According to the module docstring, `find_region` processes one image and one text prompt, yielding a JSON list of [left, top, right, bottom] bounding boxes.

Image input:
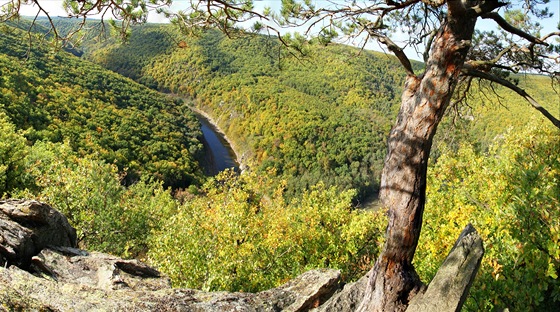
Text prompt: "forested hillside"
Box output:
[[0, 21, 385, 293], [84, 25, 416, 201], [82, 24, 559, 204], [0, 24, 205, 189]]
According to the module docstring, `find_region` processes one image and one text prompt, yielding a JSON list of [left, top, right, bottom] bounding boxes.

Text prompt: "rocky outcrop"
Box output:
[[314, 276, 368, 312], [0, 200, 484, 311], [0, 246, 341, 311], [0, 199, 342, 310], [0, 199, 76, 268]]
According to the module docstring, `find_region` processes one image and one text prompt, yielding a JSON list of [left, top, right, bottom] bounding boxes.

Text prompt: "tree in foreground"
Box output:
[[2, 0, 559, 310]]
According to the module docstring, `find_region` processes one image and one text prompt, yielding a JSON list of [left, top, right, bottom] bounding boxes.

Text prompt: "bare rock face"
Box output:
[[0, 199, 77, 268], [258, 268, 341, 311], [30, 246, 171, 291], [314, 275, 368, 312]]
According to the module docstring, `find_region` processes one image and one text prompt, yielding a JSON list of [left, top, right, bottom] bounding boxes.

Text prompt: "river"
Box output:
[[195, 113, 239, 176]]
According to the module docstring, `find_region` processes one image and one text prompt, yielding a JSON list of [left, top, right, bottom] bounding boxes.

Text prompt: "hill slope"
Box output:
[[0, 24, 205, 188], [83, 26, 418, 201]]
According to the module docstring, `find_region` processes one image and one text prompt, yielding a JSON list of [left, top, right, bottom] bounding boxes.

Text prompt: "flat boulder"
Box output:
[[314, 275, 368, 312]]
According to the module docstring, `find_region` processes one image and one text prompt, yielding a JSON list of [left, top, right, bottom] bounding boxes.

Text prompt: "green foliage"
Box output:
[[5, 134, 385, 292], [417, 119, 560, 311], [148, 170, 386, 291], [0, 112, 28, 197], [84, 26, 414, 201], [1, 0, 167, 42], [1, 22, 387, 292], [433, 74, 559, 158], [84, 24, 177, 83], [4, 17, 558, 307], [0, 22, 205, 259], [0, 25, 205, 188], [13, 140, 178, 258]]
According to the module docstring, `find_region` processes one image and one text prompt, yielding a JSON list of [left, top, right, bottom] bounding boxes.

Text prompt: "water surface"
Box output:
[[197, 114, 238, 175]]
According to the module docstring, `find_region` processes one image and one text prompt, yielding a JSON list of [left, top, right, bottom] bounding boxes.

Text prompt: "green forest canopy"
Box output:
[[83, 24, 418, 201], [0, 23, 205, 190], [74, 22, 560, 310]]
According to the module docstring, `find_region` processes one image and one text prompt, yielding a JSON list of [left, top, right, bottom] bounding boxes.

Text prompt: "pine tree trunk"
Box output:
[[357, 5, 478, 311]]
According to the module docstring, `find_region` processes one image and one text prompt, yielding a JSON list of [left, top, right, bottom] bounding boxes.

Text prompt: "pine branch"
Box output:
[[463, 67, 560, 129]]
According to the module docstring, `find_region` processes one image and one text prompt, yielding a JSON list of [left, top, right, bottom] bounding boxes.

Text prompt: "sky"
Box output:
[[2, 0, 559, 60]]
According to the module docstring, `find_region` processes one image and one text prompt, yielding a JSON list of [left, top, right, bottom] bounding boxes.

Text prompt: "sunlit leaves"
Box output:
[[13, 140, 178, 258], [0, 25, 205, 189], [281, 32, 311, 54], [315, 27, 338, 45], [281, 0, 304, 21], [87, 26, 405, 201], [148, 170, 386, 291], [0, 112, 28, 197], [161, 0, 259, 37], [504, 9, 542, 36], [62, 0, 81, 16], [418, 119, 560, 310]]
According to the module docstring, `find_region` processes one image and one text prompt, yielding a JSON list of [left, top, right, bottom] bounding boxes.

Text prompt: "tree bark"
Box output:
[[357, 3, 478, 311]]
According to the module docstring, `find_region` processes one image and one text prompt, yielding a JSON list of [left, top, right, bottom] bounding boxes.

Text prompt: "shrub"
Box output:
[[417, 119, 560, 311], [148, 169, 386, 291]]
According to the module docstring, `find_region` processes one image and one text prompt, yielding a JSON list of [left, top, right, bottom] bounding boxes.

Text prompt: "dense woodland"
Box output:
[[83, 25, 417, 201], [0, 19, 559, 310], [0, 23, 205, 189]]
